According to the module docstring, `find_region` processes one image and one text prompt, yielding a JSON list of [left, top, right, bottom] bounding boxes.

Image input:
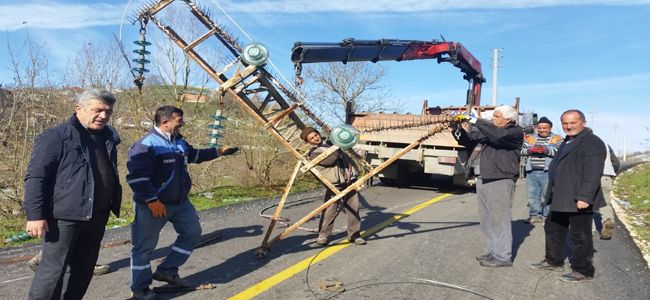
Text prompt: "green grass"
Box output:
[[614, 162, 650, 243], [2, 178, 320, 247]]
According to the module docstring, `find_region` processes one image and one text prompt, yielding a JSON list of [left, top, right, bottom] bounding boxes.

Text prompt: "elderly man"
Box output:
[[127, 106, 238, 299], [300, 126, 366, 246], [521, 117, 563, 223], [454, 105, 523, 267], [529, 109, 606, 283], [23, 89, 122, 299]]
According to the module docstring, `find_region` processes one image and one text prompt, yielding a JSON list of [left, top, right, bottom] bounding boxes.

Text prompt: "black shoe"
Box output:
[[528, 260, 564, 271], [479, 257, 512, 267], [152, 271, 192, 288], [475, 253, 492, 261], [559, 271, 593, 283], [131, 288, 157, 300]]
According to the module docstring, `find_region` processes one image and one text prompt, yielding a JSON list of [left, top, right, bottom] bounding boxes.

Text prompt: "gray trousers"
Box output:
[[319, 187, 361, 241], [594, 176, 616, 231], [476, 178, 515, 261]]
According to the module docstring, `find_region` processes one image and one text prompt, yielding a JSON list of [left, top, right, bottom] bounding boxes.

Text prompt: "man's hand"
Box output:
[[530, 145, 546, 154], [26, 220, 48, 238], [219, 145, 239, 156], [147, 200, 167, 218], [453, 114, 469, 122], [576, 200, 590, 210]]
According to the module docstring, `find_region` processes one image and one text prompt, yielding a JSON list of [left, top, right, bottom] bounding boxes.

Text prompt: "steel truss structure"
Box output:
[[133, 0, 454, 257]]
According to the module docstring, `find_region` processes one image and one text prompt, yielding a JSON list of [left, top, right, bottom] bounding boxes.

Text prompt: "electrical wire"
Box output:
[[302, 193, 494, 300], [208, 0, 319, 108]]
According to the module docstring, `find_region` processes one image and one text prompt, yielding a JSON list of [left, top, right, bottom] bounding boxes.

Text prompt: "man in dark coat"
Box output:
[[529, 109, 606, 283], [23, 89, 122, 299], [454, 105, 523, 268]]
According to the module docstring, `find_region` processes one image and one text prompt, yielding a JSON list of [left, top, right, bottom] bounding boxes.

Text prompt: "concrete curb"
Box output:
[[611, 167, 650, 269]]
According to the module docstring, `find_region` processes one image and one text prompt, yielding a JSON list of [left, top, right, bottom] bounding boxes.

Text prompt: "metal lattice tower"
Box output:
[[133, 0, 453, 256]]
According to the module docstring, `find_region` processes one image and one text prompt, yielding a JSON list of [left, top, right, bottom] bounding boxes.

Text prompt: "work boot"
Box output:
[[529, 260, 564, 271], [93, 264, 110, 276], [153, 271, 192, 288], [600, 218, 614, 240]]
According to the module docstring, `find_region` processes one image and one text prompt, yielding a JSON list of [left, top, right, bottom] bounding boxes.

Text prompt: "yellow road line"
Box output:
[[229, 192, 455, 300]]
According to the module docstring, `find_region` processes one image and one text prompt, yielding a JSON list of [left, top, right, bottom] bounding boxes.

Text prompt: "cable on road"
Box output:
[[300, 194, 494, 300]]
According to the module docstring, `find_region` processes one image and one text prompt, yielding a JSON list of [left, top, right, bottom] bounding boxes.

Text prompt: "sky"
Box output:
[[1, 0, 649, 153]]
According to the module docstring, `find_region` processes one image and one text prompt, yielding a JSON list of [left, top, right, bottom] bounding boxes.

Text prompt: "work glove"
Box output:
[[449, 111, 476, 123], [147, 200, 167, 218], [219, 145, 239, 156]]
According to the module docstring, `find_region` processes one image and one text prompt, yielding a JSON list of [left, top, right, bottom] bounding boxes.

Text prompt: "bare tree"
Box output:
[[147, 4, 216, 108], [63, 39, 129, 90], [304, 62, 396, 124], [0, 31, 62, 216]]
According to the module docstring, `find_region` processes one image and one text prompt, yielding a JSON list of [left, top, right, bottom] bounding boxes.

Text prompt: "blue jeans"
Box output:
[[130, 200, 201, 292], [526, 170, 549, 217]]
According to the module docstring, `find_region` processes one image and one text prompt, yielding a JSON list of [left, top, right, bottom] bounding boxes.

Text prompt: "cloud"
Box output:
[[216, 0, 650, 14], [0, 2, 125, 31]]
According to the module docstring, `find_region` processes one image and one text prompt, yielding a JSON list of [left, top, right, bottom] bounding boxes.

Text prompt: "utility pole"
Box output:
[[623, 138, 627, 161], [491, 48, 502, 106], [613, 123, 618, 154], [589, 111, 596, 127]]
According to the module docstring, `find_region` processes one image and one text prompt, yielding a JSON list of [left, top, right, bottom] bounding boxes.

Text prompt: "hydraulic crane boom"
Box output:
[[291, 38, 485, 106]]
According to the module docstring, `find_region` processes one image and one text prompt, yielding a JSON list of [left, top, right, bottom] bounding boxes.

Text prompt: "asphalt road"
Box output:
[[1, 178, 649, 299]]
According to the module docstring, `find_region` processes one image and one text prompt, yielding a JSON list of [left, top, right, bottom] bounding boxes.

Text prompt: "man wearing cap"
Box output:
[[300, 127, 366, 246], [521, 117, 563, 224]]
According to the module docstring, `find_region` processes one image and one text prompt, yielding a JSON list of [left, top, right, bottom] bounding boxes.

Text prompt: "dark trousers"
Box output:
[[544, 210, 595, 277], [28, 211, 109, 300]]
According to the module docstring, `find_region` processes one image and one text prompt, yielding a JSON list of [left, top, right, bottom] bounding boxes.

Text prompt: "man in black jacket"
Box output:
[[23, 89, 122, 299], [529, 109, 606, 283], [454, 105, 523, 268]]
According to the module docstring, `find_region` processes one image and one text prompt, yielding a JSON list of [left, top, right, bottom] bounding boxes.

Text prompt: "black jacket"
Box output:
[[457, 120, 523, 180], [23, 114, 122, 221], [545, 128, 606, 212]]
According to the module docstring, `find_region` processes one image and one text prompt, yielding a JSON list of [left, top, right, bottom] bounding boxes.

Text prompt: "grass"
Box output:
[[614, 162, 650, 248], [1, 177, 321, 248]]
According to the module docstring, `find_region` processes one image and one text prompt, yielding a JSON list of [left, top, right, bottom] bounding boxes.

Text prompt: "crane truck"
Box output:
[[291, 38, 510, 186]]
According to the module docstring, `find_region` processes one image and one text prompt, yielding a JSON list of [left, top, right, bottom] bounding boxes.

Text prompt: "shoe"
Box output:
[[479, 257, 512, 267], [93, 264, 110, 276], [475, 253, 492, 261], [152, 271, 192, 288], [131, 288, 158, 300], [559, 271, 593, 283], [350, 237, 366, 245], [27, 255, 40, 272], [525, 216, 543, 224], [600, 218, 614, 240], [316, 236, 328, 246], [528, 260, 564, 271]]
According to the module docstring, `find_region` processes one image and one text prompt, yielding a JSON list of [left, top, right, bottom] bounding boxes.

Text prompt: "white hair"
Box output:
[[495, 105, 518, 121], [77, 89, 116, 106]]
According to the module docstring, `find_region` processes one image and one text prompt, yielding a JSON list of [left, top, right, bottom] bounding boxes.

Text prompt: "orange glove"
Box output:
[[147, 200, 167, 218]]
